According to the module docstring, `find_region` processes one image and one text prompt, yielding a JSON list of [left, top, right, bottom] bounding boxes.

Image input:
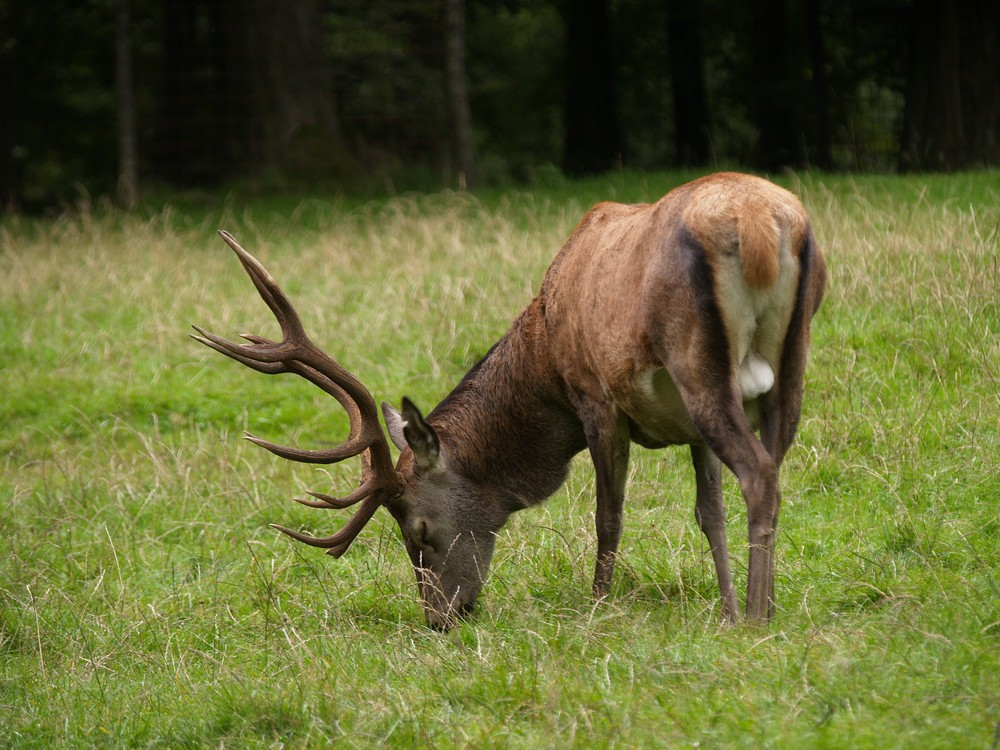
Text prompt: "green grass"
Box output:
[[1, 171, 997, 748]]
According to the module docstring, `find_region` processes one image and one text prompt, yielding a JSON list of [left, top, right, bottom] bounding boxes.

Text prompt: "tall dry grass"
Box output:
[[1, 172, 997, 747]]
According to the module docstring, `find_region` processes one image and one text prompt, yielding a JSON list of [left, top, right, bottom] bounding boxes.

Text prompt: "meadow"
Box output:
[[1, 171, 997, 748]]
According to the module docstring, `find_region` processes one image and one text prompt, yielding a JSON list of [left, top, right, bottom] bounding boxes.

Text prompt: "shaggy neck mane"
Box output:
[[427, 300, 587, 509]]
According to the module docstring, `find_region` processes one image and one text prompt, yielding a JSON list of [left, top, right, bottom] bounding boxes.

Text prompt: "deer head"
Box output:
[[193, 231, 498, 629]]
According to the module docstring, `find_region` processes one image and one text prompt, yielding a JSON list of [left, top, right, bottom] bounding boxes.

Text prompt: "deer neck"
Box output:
[[427, 299, 587, 510]]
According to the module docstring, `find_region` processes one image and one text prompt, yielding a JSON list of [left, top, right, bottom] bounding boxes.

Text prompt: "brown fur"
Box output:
[[201, 173, 826, 630], [413, 173, 823, 625]]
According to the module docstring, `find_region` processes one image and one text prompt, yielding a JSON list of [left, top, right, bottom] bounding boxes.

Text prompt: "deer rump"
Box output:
[[195, 172, 826, 630]]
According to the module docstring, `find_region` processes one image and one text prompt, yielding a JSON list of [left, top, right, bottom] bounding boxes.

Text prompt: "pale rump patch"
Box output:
[[738, 353, 774, 401]]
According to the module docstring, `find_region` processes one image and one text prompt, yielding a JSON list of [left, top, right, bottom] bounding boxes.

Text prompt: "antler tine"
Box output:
[[293, 494, 346, 509], [191, 329, 374, 462], [239, 360, 384, 465], [300, 481, 380, 509], [289, 448, 383, 509], [271, 495, 381, 558], [191, 325, 288, 375], [217, 230, 307, 342], [290, 484, 377, 509]]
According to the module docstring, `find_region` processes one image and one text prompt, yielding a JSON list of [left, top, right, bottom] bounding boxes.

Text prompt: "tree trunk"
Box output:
[[749, 0, 799, 170], [0, 1, 16, 210], [562, 0, 624, 176], [154, 0, 339, 183], [666, 1, 710, 166], [154, 0, 221, 183], [115, 0, 139, 208], [804, 0, 832, 169], [219, 0, 340, 176], [899, 0, 1000, 170], [445, 0, 475, 189]]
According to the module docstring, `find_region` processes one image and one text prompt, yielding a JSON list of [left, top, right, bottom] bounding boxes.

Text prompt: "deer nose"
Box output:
[[426, 612, 453, 632], [424, 599, 475, 631]]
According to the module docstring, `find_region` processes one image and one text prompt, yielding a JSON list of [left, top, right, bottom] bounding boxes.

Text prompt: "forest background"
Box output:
[[2, 0, 999, 212], [2, 2, 999, 745]]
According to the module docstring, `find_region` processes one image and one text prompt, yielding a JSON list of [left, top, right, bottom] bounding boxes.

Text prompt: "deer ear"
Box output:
[[381, 401, 408, 452], [400, 397, 440, 470]]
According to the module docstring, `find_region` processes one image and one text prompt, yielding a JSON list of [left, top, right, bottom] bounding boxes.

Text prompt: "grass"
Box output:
[[1, 170, 998, 748]]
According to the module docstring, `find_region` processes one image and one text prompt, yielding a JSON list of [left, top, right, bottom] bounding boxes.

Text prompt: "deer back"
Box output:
[[538, 172, 818, 445]]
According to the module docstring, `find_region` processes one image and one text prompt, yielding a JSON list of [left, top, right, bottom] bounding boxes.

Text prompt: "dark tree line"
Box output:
[[899, 0, 1000, 170], [2, 0, 997, 211]]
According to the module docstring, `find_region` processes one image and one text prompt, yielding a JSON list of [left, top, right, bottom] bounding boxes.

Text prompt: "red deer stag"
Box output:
[[194, 173, 826, 630]]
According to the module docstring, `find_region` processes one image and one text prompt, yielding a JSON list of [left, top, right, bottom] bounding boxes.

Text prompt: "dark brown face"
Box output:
[[379, 397, 509, 629], [387, 470, 500, 630], [400, 524, 495, 630]]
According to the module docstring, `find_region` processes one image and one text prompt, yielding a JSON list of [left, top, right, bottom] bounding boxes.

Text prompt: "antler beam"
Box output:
[[193, 231, 402, 556]]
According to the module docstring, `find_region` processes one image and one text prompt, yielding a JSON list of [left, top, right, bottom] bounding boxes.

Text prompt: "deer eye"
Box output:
[[413, 517, 433, 549]]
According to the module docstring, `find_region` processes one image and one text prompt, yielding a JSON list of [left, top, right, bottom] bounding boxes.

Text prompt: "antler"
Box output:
[[192, 230, 403, 557]]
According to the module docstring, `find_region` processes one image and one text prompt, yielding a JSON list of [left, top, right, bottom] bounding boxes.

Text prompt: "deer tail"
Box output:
[[737, 194, 781, 290]]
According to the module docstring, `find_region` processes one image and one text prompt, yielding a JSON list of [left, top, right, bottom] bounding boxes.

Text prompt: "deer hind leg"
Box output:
[[696, 397, 777, 622], [690, 443, 740, 622], [755, 328, 810, 618], [578, 399, 631, 599], [667, 370, 779, 621]]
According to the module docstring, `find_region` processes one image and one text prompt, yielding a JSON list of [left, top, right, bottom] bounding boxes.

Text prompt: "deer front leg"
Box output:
[[580, 403, 631, 599], [691, 444, 740, 623]]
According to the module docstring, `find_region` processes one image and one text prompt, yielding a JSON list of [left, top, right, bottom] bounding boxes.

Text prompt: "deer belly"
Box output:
[[621, 368, 702, 446], [623, 361, 769, 447]]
